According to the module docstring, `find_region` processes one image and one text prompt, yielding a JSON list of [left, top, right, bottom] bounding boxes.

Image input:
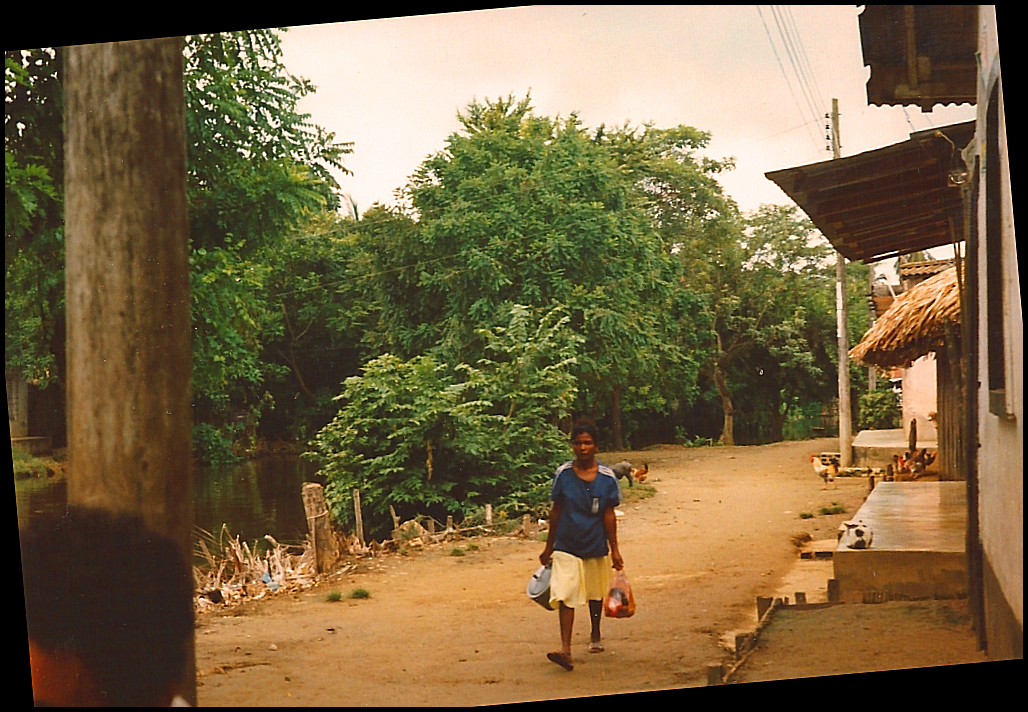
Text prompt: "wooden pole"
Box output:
[[353, 489, 366, 551], [64, 39, 194, 705], [868, 262, 878, 391], [302, 483, 339, 573], [832, 98, 853, 467]]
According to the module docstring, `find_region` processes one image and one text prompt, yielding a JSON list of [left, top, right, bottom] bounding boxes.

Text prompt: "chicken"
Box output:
[[890, 453, 917, 481], [631, 463, 648, 483], [906, 448, 937, 477], [811, 454, 839, 489]]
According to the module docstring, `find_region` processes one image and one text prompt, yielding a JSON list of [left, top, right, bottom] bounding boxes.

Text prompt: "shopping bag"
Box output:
[[603, 568, 636, 618]]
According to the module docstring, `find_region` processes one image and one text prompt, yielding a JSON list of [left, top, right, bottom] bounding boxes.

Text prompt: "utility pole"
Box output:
[[831, 98, 852, 466], [868, 262, 877, 391]]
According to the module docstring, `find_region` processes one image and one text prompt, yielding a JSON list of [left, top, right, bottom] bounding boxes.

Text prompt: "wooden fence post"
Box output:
[[302, 483, 339, 573], [353, 489, 366, 552]]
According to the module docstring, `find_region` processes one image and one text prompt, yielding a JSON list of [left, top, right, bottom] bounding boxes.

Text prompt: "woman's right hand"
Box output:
[[539, 546, 553, 566]]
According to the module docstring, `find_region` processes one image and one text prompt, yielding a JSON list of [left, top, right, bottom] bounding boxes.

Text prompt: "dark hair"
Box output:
[[21, 507, 193, 706], [569, 422, 600, 444]]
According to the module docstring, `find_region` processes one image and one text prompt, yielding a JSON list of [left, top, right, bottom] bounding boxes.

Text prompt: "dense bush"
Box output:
[[309, 305, 579, 539], [858, 388, 901, 429]]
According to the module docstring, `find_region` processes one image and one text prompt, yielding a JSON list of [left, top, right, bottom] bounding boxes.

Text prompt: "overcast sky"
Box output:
[[278, 6, 976, 220]]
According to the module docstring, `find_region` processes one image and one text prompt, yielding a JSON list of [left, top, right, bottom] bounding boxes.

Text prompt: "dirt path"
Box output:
[[192, 439, 903, 704]]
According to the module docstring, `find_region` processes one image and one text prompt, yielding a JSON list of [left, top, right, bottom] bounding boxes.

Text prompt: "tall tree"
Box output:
[[182, 31, 353, 457], [6, 32, 353, 458], [258, 210, 380, 442], [693, 205, 836, 445], [731, 205, 837, 442], [5, 48, 68, 443], [372, 95, 684, 448]]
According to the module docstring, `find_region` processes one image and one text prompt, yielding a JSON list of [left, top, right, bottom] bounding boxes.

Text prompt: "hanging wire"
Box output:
[[756, 5, 822, 154]]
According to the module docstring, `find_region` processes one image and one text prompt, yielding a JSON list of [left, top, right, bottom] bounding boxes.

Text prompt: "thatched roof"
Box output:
[[850, 267, 960, 368]]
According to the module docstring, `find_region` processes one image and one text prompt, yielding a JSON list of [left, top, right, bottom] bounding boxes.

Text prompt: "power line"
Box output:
[[770, 5, 820, 123], [771, 5, 838, 156], [781, 5, 827, 113], [756, 5, 822, 154]]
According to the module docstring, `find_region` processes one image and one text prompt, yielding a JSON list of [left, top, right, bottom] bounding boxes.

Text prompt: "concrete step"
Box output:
[[834, 481, 966, 602]]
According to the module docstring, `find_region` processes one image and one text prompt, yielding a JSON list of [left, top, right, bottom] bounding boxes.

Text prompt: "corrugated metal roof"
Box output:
[[765, 121, 975, 264], [859, 5, 978, 110]]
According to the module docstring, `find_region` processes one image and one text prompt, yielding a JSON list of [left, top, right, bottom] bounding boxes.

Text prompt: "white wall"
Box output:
[[975, 5, 1022, 630], [901, 355, 938, 443]]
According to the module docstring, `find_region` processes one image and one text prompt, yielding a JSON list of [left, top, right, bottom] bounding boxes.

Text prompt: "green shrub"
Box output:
[[859, 388, 901, 430], [12, 446, 50, 479], [191, 422, 240, 466], [310, 305, 580, 539]]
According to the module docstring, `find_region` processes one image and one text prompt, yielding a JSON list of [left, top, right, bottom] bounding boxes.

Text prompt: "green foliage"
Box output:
[[5, 49, 67, 391], [183, 31, 351, 255], [371, 95, 696, 448], [671, 203, 839, 444], [180, 31, 354, 458], [191, 422, 241, 466], [5, 34, 352, 457], [348, 588, 370, 599], [7, 46, 848, 469], [311, 304, 578, 539], [11, 446, 51, 479], [257, 211, 378, 442], [676, 433, 722, 448], [859, 388, 901, 430]]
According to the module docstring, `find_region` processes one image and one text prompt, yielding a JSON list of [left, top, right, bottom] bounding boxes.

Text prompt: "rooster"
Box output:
[[811, 454, 839, 489]]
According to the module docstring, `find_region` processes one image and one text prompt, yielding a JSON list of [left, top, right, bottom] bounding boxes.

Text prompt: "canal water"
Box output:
[[14, 454, 326, 554]]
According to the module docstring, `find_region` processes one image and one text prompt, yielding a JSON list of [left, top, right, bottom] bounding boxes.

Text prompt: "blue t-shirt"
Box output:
[[550, 461, 622, 559]]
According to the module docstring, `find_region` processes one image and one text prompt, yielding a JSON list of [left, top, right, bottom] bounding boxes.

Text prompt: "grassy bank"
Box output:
[[11, 446, 65, 480]]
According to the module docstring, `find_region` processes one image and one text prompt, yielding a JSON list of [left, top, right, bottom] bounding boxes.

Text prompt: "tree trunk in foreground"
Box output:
[[64, 39, 194, 704]]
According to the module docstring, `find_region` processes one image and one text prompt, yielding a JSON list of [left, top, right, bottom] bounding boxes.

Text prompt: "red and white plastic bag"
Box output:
[[603, 569, 636, 618]]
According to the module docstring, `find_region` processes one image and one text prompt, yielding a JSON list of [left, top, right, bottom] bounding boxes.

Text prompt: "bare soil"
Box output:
[[194, 438, 985, 705]]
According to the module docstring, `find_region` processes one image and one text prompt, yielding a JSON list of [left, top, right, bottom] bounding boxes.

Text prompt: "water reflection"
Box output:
[[193, 454, 325, 546], [15, 455, 326, 553]]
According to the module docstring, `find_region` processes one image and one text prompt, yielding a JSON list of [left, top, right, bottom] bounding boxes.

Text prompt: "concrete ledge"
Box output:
[[834, 482, 966, 602], [852, 428, 937, 468], [836, 549, 967, 602]]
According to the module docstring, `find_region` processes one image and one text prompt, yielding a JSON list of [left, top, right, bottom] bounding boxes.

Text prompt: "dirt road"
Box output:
[[192, 439, 884, 705]]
